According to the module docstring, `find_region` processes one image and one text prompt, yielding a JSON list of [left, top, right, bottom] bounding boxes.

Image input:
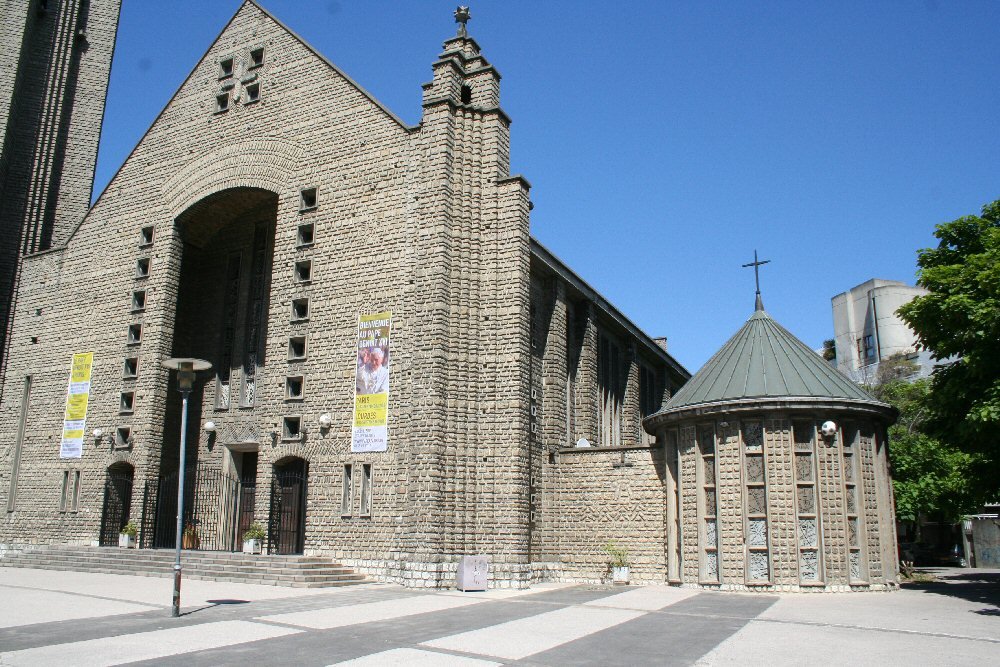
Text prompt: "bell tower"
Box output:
[[0, 0, 121, 378]]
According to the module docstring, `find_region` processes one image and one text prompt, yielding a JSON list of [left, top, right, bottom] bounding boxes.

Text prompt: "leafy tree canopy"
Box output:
[[897, 200, 1000, 483]]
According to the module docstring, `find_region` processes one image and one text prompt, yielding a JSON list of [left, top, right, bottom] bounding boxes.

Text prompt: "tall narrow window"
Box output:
[[598, 333, 623, 447], [360, 464, 372, 517], [71, 471, 81, 511], [699, 425, 720, 582], [639, 364, 660, 446], [7, 376, 31, 512], [794, 421, 821, 583], [60, 471, 71, 511], [744, 421, 770, 583], [341, 464, 353, 516], [843, 426, 866, 582], [242, 221, 270, 407], [216, 254, 241, 409]]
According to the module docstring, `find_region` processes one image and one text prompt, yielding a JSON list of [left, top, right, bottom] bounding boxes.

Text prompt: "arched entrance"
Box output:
[[270, 457, 307, 555], [161, 187, 278, 478], [99, 463, 134, 546]]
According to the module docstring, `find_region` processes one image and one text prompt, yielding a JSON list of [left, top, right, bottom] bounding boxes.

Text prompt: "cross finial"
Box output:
[[454, 6, 471, 37], [742, 250, 771, 311]]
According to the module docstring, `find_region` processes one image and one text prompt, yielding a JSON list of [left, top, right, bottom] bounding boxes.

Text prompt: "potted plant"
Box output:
[[604, 539, 630, 585], [182, 523, 200, 550], [242, 521, 266, 554], [118, 520, 138, 549]]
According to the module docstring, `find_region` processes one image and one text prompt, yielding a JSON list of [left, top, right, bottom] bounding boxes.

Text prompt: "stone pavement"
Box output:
[[0, 567, 997, 666]]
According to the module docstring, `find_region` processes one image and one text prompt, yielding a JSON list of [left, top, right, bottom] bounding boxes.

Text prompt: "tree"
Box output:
[[821, 339, 836, 362], [897, 199, 1000, 494], [879, 379, 978, 525]]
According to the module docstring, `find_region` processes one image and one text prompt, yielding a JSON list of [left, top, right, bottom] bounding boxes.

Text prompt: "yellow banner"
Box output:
[[60, 352, 93, 459], [352, 311, 391, 452]]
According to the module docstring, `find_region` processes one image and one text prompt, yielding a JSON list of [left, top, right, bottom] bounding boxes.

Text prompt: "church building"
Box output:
[[0, 1, 898, 591]]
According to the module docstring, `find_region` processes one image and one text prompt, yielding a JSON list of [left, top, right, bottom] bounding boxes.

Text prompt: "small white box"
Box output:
[[456, 555, 489, 591]]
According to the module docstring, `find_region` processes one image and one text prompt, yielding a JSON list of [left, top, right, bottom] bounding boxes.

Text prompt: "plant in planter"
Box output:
[[182, 523, 200, 550], [604, 539, 630, 585], [118, 520, 138, 549], [242, 521, 266, 554]]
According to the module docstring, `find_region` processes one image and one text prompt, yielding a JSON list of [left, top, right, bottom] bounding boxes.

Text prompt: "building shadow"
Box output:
[[905, 569, 1000, 615]]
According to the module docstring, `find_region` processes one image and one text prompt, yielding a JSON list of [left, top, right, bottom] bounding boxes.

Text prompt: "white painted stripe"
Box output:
[[582, 585, 699, 611], [0, 620, 302, 666], [331, 647, 502, 666], [422, 605, 646, 660], [258, 594, 486, 630], [0, 587, 157, 628]]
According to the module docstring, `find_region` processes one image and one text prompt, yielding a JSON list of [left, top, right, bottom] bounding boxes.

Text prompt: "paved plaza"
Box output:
[[0, 567, 997, 666]]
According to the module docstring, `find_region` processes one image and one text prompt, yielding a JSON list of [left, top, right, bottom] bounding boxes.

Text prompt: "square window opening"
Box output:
[[219, 57, 234, 78], [131, 290, 146, 312], [139, 226, 154, 246], [115, 427, 131, 447], [299, 187, 317, 211], [216, 92, 230, 112], [297, 222, 314, 247], [135, 257, 150, 279], [285, 376, 304, 400], [249, 47, 264, 68], [120, 391, 135, 413], [282, 416, 301, 440], [123, 357, 139, 378], [127, 324, 142, 345], [294, 259, 312, 283], [288, 336, 307, 360], [245, 82, 260, 104], [291, 298, 309, 321]]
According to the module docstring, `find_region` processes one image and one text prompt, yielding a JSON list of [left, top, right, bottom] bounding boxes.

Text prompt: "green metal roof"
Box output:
[[661, 307, 879, 412]]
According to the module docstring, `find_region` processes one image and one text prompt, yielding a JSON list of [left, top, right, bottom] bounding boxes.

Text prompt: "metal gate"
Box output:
[[269, 461, 307, 555], [99, 466, 134, 546], [140, 463, 248, 551]]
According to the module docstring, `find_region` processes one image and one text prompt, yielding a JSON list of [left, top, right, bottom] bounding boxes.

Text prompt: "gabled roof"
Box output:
[[657, 307, 884, 414]]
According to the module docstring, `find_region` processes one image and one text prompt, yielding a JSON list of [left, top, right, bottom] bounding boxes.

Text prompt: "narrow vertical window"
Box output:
[[699, 425, 719, 583], [60, 470, 70, 511], [216, 253, 241, 409], [794, 421, 821, 583], [744, 421, 770, 583], [71, 471, 81, 511], [241, 221, 270, 407], [341, 464, 353, 516], [7, 376, 31, 512], [360, 464, 372, 517], [843, 426, 866, 582], [598, 333, 623, 447]]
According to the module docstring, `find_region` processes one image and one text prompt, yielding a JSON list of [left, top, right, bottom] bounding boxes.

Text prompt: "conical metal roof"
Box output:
[[660, 308, 880, 412]]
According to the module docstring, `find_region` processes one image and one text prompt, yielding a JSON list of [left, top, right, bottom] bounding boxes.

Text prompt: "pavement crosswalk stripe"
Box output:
[[330, 647, 502, 666], [0, 620, 302, 666], [257, 593, 486, 630], [421, 605, 647, 660], [581, 585, 699, 611]]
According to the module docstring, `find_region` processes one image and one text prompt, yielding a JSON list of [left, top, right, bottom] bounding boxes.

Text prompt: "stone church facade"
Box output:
[[0, 1, 898, 591]]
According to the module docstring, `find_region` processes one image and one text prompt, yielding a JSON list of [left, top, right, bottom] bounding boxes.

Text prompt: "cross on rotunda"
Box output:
[[742, 250, 771, 311], [455, 6, 471, 37]]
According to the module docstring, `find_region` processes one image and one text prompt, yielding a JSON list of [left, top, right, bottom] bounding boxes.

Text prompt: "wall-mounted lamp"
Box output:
[[318, 413, 332, 429], [718, 420, 729, 429], [203, 421, 216, 433], [93, 427, 105, 443]]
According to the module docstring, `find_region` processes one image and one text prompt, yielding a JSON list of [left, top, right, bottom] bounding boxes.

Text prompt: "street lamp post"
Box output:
[[161, 357, 211, 618]]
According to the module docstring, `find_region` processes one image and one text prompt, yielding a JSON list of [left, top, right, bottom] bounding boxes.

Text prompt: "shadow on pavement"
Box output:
[[904, 569, 1000, 615]]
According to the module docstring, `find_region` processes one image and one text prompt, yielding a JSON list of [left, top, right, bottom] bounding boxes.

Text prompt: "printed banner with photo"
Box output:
[[60, 352, 94, 459], [352, 311, 391, 452]]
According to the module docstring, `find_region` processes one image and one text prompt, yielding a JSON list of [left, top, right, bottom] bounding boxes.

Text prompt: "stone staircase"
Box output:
[[0, 545, 367, 588]]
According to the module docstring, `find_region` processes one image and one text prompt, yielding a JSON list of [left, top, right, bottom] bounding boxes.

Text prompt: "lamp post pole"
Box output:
[[161, 358, 211, 618]]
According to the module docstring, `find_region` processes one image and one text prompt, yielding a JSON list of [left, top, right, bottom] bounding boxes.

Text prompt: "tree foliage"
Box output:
[[897, 199, 1000, 490], [879, 379, 978, 523]]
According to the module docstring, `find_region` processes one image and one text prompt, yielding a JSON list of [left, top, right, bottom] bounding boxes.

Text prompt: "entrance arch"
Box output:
[[270, 457, 308, 555], [99, 463, 134, 546]]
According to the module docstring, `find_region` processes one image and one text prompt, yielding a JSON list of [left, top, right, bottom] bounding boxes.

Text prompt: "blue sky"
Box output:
[[93, 1, 1000, 372]]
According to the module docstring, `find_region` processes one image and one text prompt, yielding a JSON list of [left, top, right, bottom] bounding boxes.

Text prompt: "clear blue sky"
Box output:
[[93, 0, 1000, 372]]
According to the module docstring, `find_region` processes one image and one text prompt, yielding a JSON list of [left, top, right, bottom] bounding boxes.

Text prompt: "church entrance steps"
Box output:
[[0, 546, 367, 588]]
